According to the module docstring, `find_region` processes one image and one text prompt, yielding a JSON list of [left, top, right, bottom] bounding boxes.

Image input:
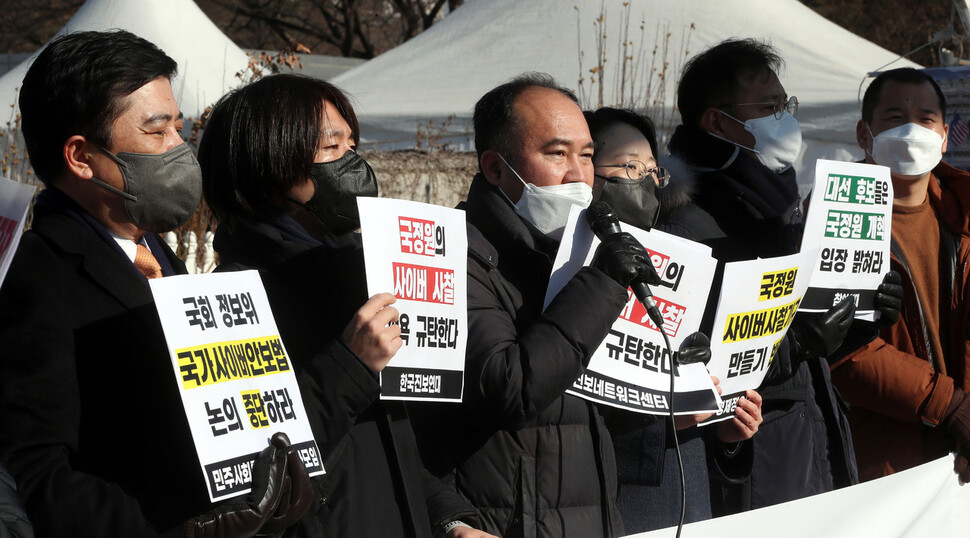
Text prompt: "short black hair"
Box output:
[[19, 30, 178, 185], [473, 72, 578, 168], [677, 38, 782, 130], [199, 73, 359, 226], [584, 107, 659, 160], [861, 67, 946, 124]]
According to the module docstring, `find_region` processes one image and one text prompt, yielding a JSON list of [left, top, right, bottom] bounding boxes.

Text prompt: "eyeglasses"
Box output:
[[723, 95, 798, 120], [595, 160, 669, 188]]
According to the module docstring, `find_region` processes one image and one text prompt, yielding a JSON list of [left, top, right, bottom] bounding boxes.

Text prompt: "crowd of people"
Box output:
[[0, 28, 967, 538]]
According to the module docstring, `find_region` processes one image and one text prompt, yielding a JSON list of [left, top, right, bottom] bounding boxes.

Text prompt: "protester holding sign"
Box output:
[[663, 38, 859, 513], [198, 73, 492, 538], [831, 67, 970, 484], [585, 106, 764, 531], [408, 73, 661, 538], [0, 31, 313, 535]]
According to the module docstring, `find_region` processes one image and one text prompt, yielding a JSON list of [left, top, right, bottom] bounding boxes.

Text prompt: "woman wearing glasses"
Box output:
[[585, 107, 764, 533]]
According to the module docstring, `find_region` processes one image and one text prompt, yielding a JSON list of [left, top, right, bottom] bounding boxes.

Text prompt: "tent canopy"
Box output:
[[0, 0, 251, 121], [332, 0, 920, 186]]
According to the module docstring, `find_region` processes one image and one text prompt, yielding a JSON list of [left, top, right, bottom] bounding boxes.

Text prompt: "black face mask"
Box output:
[[302, 150, 378, 237], [597, 178, 661, 231]]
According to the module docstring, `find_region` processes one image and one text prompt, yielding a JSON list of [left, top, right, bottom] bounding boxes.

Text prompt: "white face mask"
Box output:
[[497, 154, 593, 240], [719, 110, 803, 173], [867, 123, 944, 177]]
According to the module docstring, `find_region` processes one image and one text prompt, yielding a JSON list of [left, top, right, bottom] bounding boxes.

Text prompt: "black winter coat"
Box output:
[[213, 214, 478, 537], [412, 175, 628, 538], [0, 189, 210, 536], [665, 125, 858, 512]]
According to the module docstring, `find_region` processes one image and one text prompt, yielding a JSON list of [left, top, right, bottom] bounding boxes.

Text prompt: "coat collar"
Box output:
[[31, 188, 185, 309]]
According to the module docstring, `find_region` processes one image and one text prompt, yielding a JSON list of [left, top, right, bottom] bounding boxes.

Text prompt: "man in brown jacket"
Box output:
[[831, 67, 970, 483]]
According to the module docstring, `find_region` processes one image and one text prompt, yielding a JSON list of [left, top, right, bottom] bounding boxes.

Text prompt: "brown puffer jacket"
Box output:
[[831, 161, 970, 481]]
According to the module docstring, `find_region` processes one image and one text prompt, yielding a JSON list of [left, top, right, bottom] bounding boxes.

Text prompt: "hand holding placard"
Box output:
[[341, 292, 403, 373], [183, 432, 313, 537]]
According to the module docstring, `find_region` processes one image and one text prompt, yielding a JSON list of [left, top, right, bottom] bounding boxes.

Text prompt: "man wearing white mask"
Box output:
[[663, 39, 860, 513], [830, 67, 970, 484], [410, 73, 660, 537]]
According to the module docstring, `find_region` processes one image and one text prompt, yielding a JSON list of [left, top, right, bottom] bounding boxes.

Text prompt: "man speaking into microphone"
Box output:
[[410, 73, 659, 538]]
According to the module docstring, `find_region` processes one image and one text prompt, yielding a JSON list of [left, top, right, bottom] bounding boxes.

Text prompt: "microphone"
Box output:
[[586, 200, 665, 330]]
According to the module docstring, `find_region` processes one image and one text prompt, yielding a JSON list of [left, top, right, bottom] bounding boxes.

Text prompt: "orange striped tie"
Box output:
[[134, 244, 163, 280]]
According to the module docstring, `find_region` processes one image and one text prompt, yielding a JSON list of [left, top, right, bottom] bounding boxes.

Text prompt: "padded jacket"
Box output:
[[831, 161, 970, 480], [412, 175, 627, 538]]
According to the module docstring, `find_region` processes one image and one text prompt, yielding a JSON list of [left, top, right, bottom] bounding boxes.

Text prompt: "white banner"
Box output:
[[150, 270, 323, 502], [702, 249, 818, 423], [800, 159, 893, 320], [357, 197, 467, 402], [544, 205, 720, 415], [627, 455, 970, 537], [0, 177, 36, 290]]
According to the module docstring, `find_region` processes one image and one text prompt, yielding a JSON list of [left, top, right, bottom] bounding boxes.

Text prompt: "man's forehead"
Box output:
[[874, 80, 941, 114], [735, 69, 784, 99], [512, 87, 590, 142]]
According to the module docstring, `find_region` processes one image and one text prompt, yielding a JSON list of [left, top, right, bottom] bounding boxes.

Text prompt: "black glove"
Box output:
[[788, 298, 856, 359], [591, 232, 661, 289], [873, 270, 903, 329], [676, 331, 711, 365], [183, 432, 314, 538]]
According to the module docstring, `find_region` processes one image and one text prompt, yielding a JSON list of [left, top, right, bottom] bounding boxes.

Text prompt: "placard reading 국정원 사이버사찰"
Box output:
[[150, 270, 324, 502], [701, 248, 819, 424], [357, 197, 467, 402], [799, 159, 893, 321], [544, 205, 721, 416]]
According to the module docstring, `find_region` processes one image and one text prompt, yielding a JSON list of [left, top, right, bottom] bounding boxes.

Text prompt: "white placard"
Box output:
[[150, 271, 324, 502], [357, 197, 467, 402], [0, 177, 36, 290], [702, 248, 819, 424], [800, 159, 893, 320], [544, 205, 721, 415]]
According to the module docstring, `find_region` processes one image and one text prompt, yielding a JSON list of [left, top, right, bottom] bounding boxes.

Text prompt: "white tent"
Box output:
[[0, 0, 251, 122], [332, 0, 920, 190]]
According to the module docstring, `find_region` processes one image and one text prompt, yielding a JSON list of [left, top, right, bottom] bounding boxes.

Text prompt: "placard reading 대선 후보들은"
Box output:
[[0, 177, 37, 291], [150, 270, 324, 502], [701, 248, 819, 424], [357, 197, 467, 402], [544, 205, 721, 416], [799, 159, 893, 320]]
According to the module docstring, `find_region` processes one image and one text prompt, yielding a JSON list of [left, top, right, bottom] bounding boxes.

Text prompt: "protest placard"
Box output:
[[150, 270, 324, 502], [357, 197, 467, 402], [545, 205, 720, 415], [702, 248, 819, 424], [800, 159, 893, 320], [0, 177, 36, 290]]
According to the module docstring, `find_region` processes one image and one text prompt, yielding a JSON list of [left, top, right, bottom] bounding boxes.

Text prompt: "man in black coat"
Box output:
[[0, 31, 310, 536], [412, 73, 661, 538], [664, 38, 858, 512]]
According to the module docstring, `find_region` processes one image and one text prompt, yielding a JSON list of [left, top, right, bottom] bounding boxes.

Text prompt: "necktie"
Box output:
[[134, 243, 163, 280]]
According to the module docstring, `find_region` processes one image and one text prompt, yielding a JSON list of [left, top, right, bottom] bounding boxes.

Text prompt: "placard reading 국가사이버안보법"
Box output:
[[151, 270, 324, 502]]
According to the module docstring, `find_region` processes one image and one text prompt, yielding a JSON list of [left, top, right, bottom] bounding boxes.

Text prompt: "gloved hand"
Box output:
[[591, 232, 661, 289], [183, 432, 314, 538], [873, 271, 903, 329], [788, 298, 856, 359], [676, 331, 711, 365], [944, 388, 970, 484]]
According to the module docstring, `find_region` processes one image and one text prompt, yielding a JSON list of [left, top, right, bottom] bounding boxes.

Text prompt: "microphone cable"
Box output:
[[656, 323, 687, 538]]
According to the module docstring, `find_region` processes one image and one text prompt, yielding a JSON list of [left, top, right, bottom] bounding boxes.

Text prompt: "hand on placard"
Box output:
[[342, 292, 403, 372]]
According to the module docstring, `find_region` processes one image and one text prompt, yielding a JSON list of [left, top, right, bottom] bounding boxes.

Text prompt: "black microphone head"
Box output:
[[586, 200, 622, 239]]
